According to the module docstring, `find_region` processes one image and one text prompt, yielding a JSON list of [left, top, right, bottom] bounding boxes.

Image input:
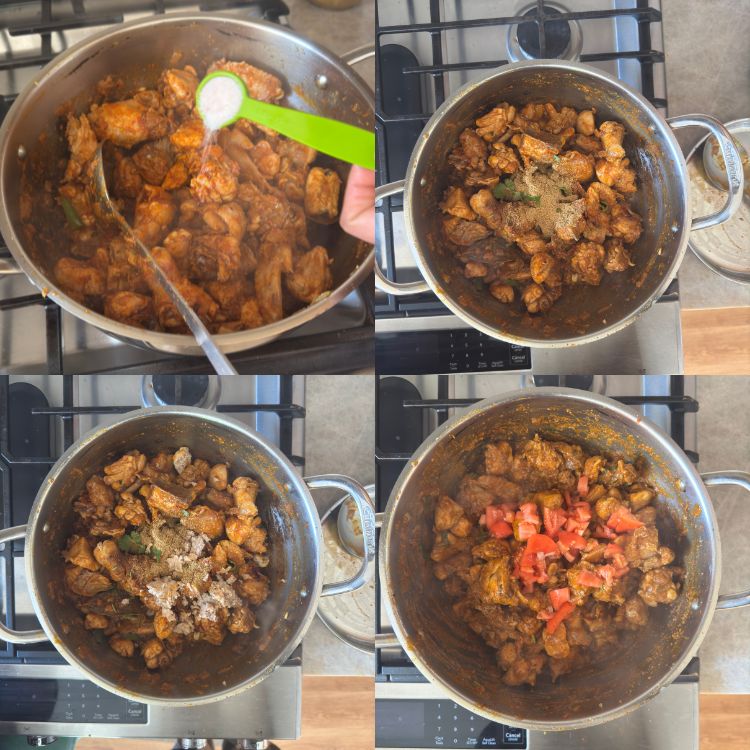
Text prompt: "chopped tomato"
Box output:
[[546, 601, 575, 634], [515, 549, 549, 589], [577, 474, 589, 497], [607, 506, 644, 533], [489, 520, 513, 539], [563, 490, 573, 507], [575, 569, 604, 588], [557, 530, 587, 563], [517, 521, 538, 541], [525, 533, 559, 557], [565, 502, 592, 535], [543, 507, 567, 538], [518, 502, 540, 525], [604, 543, 624, 557], [603, 544, 629, 576], [548, 587, 570, 611], [485, 505, 504, 528], [499, 503, 517, 523], [598, 565, 615, 586], [593, 523, 617, 540]]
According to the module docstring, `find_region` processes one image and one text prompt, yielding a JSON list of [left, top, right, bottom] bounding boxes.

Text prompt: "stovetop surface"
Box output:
[[374, 374, 700, 750], [0, 0, 374, 375], [374, 0, 681, 375], [0, 375, 305, 740]]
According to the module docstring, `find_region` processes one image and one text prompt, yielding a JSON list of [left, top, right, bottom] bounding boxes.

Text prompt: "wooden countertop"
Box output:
[[682, 307, 750, 374], [72, 679, 747, 750]]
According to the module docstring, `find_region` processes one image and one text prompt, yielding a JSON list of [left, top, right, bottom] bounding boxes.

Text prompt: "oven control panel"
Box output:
[[376, 331, 531, 374], [376, 699, 527, 748], [0, 679, 147, 724]]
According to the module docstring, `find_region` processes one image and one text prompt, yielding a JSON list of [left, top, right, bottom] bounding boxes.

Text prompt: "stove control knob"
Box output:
[[178, 740, 208, 749], [26, 738, 57, 747], [224, 742, 281, 750]]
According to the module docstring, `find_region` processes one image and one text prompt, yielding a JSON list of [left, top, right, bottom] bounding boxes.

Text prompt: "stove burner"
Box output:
[[141, 375, 221, 409], [517, 7, 571, 59], [507, 2, 583, 63]]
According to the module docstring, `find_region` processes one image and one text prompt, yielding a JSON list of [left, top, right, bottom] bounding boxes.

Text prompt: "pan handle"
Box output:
[[702, 471, 750, 610], [667, 114, 744, 231], [341, 43, 375, 67], [0, 525, 47, 644], [373, 511, 401, 649], [305, 474, 375, 597], [375, 181, 431, 296], [0, 256, 22, 275]]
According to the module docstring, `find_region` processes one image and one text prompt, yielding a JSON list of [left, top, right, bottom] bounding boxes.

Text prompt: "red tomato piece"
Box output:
[[489, 520, 513, 539], [604, 543, 624, 557], [593, 523, 617, 540], [517, 521, 537, 541], [577, 474, 589, 497], [543, 507, 567, 538], [575, 569, 604, 588], [485, 505, 504, 528], [607, 506, 644, 533], [546, 601, 575, 634], [548, 587, 570, 611], [525, 533, 559, 556], [500, 503, 517, 523], [518, 502, 540, 525]]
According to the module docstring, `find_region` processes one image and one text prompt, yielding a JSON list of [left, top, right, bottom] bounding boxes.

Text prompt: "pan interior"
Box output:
[[2, 16, 373, 340], [410, 64, 688, 343], [28, 409, 319, 702], [386, 393, 714, 726]]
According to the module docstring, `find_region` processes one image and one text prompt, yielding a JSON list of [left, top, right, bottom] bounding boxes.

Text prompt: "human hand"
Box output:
[[340, 165, 375, 244]]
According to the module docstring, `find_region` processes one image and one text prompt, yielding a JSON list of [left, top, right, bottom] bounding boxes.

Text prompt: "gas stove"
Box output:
[[374, 0, 682, 375], [375, 374, 700, 750], [0, 375, 306, 743], [0, 0, 374, 374]]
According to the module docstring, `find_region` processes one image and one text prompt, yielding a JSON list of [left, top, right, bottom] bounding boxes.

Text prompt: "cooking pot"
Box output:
[[375, 60, 744, 347], [377, 387, 750, 730], [0, 13, 374, 356], [0, 406, 375, 706]]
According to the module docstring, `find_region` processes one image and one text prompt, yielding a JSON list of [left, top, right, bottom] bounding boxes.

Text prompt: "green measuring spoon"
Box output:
[[196, 71, 375, 170]]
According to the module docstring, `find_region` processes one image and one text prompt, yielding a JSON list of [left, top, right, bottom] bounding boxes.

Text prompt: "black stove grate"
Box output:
[[0, 374, 305, 665], [0, 0, 375, 374], [375, 0, 666, 319], [375, 374, 698, 680]]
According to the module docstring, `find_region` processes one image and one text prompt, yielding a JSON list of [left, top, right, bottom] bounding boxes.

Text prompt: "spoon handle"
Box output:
[[238, 98, 375, 170]]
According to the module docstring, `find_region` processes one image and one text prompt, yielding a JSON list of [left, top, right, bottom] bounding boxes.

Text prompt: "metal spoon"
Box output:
[[91, 144, 237, 375]]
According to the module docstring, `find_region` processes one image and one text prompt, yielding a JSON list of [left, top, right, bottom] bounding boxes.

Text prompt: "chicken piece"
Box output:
[[488, 142, 521, 174], [448, 128, 488, 172], [542, 622, 571, 659], [476, 556, 517, 606], [543, 104, 577, 135], [238, 298, 263, 330], [603, 238, 633, 274], [624, 526, 674, 572], [153, 611, 174, 640], [85, 613, 109, 629], [469, 189, 506, 233], [203, 488, 234, 512], [517, 134, 559, 165], [159, 66, 199, 109], [434, 495, 465, 532], [212, 539, 246, 572], [64, 114, 97, 182], [502, 654, 545, 686], [133, 138, 173, 186], [59, 182, 95, 227], [104, 292, 154, 328], [475, 103, 516, 141], [89, 99, 169, 148], [64, 566, 112, 597], [573, 133, 602, 154], [485, 441, 513, 476], [433, 551, 472, 581], [286, 246, 333, 304], [521, 282, 555, 313], [628, 487, 655, 511], [202, 201, 247, 240], [64, 536, 99, 571], [529, 252, 559, 285], [190, 234, 242, 283], [191, 148, 240, 203], [55, 257, 105, 298], [515, 231, 547, 256], [148, 484, 191, 517], [602, 459, 639, 486], [87, 475, 114, 507], [570, 241, 605, 286], [142, 637, 173, 668], [639, 567, 680, 607], [439, 186, 475, 221], [554, 150, 595, 182], [113, 153, 143, 199], [255, 230, 294, 323], [443, 216, 491, 246], [104, 452, 146, 491], [465, 262, 488, 278], [576, 110, 596, 136], [489, 282, 515, 304], [114, 492, 148, 526], [598, 121, 626, 160], [304, 167, 341, 224], [247, 140, 280, 179], [226, 515, 258, 547], [228, 605, 255, 634], [615, 595, 649, 630], [93, 540, 127, 583], [195, 617, 226, 646], [109, 636, 135, 658], [208, 59, 284, 103], [595, 157, 637, 194], [181, 505, 224, 538], [236, 568, 270, 605], [241, 517, 268, 555], [133, 185, 175, 248], [172, 447, 191, 475], [169, 118, 205, 151], [609, 203, 643, 244]]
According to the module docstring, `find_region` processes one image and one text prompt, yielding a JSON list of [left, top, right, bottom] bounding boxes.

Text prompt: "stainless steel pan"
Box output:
[[377, 388, 750, 730], [375, 60, 744, 347], [0, 14, 374, 356], [0, 406, 375, 706]]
